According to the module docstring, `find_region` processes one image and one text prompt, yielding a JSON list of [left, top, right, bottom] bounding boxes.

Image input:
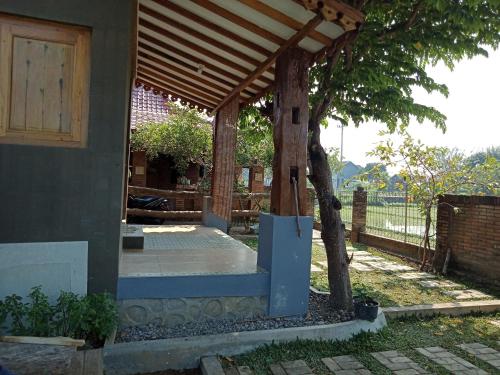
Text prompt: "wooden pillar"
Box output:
[[211, 96, 239, 224], [270, 47, 309, 216], [130, 150, 147, 187], [249, 165, 264, 193]]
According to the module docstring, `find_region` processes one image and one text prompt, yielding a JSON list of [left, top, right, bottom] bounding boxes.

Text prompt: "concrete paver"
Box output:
[[365, 261, 413, 272], [371, 350, 429, 374], [322, 355, 372, 374], [416, 346, 487, 374], [397, 272, 436, 280], [280, 360, 313, 375], [442, 289, 492, 300], [311, 264, 322, 273], [418, 280, 463, 289], [457, 343, 500, 370], [350, 262, 374, 272]]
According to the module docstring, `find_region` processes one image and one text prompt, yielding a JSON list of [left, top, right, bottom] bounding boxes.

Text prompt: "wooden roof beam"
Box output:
[[135, 78, 212, 112], [239, 0, 332, 46], [211, 14, 323, 115], [139, 4, 270, 71], [137, 66, 219, 105], [150, 0, 272, 57], [136, 74, 214, 110], [137, 59, 225, 100], [138, 32, 262, 94], [298, 0, 364, 31], [190, 0, 286, 46]]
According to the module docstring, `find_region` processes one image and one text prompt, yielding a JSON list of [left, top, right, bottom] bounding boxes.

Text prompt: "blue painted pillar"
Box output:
[[257, 213, 313, 317]]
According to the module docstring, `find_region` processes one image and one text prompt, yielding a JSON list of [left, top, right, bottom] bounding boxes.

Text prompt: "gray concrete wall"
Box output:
[[0, 0, 135, 295]]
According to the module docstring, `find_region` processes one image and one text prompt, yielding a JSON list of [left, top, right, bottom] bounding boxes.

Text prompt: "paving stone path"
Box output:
[[313, 245, 492, 301], [257, 342, 500, 375], [322, 355, 371, 374], [457, 343, 500, 370], [418, 280, 463, 289], [416, 346, 488, 374], [397, 272, 436, 280], [350, 262, 374, 272], [371, 350, 429, 374], [442, 289, 492, 300]]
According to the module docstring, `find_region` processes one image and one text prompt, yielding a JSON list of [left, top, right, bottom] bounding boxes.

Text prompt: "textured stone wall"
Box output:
[[119, 296, 267, 327], [436, 194, 500, 286]]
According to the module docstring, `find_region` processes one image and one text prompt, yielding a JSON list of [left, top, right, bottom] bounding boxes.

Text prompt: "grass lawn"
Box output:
[[239, 237, 500, 307], [232, 314, 500, 375]]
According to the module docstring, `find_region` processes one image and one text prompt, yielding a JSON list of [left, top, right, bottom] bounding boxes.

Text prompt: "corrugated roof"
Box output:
[[135, 0, 364, 113]]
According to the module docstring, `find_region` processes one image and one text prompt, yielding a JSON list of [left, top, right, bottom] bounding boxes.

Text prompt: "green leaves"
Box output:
[[131, 103, 212, 176], [1, 287, 118, 348]]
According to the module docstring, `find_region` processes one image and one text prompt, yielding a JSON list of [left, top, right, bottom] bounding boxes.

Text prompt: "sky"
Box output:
[[321, 48, 500, 167]]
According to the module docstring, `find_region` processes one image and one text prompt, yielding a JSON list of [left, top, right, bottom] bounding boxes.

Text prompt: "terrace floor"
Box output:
[[119, 225, 258, 277]]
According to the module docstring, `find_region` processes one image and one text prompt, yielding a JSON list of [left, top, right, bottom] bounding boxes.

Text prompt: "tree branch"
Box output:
[[377, 1, 424, 41]]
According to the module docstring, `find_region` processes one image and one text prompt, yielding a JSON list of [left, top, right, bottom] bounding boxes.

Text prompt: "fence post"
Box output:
[[351, 186, 367, 243]]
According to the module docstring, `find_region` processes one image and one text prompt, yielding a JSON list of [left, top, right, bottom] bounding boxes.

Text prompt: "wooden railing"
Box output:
[[127, 185, 266, 221]]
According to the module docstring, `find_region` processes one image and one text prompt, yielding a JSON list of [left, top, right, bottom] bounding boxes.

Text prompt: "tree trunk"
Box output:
[[308, 118, 353, 311], [419, 207, 432, 270]]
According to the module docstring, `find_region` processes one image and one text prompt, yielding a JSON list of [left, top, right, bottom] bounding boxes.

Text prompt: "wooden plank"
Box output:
[[128, 185, 201, 198], [0, 335, 85, 347], [151, 0, 272, 57], [135, 78, 212, 112], [137, 59, 224, 100], [239, 0, 332, 46], [140, 4, 265, 69], [137, 65, 221, 103], [126, 208, 258, 219], [137, 74, 215, 109], [211, 14, 322, 115], [139, 18, 272, 82], [137, 35, 261, 94], [137, 50, 230, 95], [190, 0, 285, 46]]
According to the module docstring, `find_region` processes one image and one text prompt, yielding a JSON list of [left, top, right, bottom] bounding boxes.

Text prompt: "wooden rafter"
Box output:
[[136, 78, 212, 112], [140, 4, 268, 70], [137, 71, 216, 107], [137, 50, 230, 96], [297, 0, 364, 31], [189, 0, 286, 45], [139, 18, 266, 79], [238, 0, 332, 46], [150, 0, 272, 57], [211, 14, 323, 115], [137, 59, 225, 100], [138, 33, 262, 94], [137, 66, 219, 104]]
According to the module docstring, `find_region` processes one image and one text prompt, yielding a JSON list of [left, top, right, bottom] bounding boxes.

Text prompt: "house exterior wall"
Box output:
[[0, 0, 135, 295]]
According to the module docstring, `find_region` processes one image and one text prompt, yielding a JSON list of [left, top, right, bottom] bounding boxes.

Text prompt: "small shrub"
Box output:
[[0, 287, 118, 347], [26, 286, 53, 337]]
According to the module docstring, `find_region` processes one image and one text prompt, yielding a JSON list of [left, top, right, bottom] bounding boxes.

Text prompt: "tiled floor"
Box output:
[[119, 225, 258, 277]]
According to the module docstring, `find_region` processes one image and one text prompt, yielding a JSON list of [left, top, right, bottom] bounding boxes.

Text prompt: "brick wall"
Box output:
[[436, 194, 500, 286]]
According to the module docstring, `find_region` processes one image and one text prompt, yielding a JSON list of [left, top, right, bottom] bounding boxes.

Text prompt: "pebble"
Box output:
[[116, 293, 354, 342]]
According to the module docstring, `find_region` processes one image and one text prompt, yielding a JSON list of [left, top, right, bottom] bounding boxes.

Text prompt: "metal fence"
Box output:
[[313, 190, 353, 228], [363, 191, 436, 248]]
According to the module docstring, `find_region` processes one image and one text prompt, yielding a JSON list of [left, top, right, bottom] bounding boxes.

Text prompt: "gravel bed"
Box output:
[[116, 292, 354, 342]]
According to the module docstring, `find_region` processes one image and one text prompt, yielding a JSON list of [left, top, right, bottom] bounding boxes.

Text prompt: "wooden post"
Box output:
[[270, 47, 309, 216], [130, 150, 147, 187], [211, 96, 239, 226]]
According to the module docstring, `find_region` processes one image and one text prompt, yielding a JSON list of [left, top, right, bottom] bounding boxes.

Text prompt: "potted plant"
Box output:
[[352, 284, 379, 321]]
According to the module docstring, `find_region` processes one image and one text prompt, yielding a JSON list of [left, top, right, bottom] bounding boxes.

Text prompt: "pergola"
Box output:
[[133, 0, 364, 230]]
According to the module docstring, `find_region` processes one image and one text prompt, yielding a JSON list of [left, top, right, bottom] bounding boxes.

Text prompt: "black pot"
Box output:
[[353, 297, 379, 321]]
